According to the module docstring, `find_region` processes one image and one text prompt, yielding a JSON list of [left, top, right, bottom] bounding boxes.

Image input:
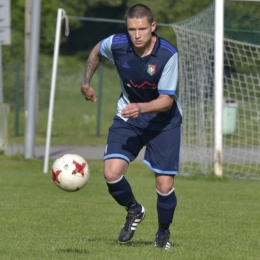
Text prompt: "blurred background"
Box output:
[[2, 0, 214, 145], [1, 0, 260, 178]]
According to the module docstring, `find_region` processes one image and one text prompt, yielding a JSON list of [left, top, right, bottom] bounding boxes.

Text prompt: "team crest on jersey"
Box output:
[[147, 64, 156, 76]]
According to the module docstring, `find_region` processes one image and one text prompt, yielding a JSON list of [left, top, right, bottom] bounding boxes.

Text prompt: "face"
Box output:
[[126, 17, 156, 51]]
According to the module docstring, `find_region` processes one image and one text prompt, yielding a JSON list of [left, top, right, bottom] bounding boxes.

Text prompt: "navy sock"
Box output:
[[106, 176, 139, 210], [156, 189, 177, 236]]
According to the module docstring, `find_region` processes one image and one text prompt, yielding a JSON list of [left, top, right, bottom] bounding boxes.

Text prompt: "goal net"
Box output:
[[172, 1, 260, 178], [44, 2, 260, 179]]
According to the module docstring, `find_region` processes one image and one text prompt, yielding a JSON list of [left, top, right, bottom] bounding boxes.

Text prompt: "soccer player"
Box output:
[[81, 4, 182, 250]]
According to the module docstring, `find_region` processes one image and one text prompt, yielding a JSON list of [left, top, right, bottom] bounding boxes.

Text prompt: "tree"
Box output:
[[4, 0, 214, 66]]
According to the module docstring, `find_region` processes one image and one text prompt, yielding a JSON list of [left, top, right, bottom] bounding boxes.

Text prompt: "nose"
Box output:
[[135, 30, 140, 38]]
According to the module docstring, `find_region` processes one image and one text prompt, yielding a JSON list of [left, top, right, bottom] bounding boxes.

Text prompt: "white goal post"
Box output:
[[214, 0, 224, 177], [44, 3, 260, 179], [172, 1, 260, 178], [42, 10, 171, 174], [43, 9, 66, 174]]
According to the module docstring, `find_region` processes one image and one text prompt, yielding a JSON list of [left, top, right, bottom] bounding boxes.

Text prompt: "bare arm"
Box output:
[[81, 42, 102, 102], [121, 94, 174, 118]]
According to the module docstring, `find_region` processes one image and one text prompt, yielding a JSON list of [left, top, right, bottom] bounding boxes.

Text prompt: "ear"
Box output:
[[151, 21, 157, 32]]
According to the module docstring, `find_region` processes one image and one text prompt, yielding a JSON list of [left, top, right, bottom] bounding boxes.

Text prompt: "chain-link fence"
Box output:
[[3, 60, 121, 146]]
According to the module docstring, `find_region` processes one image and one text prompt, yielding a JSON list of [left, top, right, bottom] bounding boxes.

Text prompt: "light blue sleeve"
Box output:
[[157, 53, 178, 96], [99, 35, 115, 63]]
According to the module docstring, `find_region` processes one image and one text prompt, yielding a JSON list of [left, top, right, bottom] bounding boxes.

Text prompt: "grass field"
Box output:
[[1, 154, 259, 260]]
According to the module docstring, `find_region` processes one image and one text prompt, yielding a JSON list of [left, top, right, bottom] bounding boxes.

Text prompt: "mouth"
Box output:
[[135, 41, 142, 45]]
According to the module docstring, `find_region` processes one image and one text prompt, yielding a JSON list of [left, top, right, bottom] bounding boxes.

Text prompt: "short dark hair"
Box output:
[[124, 4, 154, 24]]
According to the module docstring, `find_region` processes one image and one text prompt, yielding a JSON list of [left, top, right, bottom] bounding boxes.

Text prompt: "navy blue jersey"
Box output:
[[100, 33, 182, 131]]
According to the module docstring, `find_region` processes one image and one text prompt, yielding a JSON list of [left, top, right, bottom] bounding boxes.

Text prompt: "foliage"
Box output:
[[4, 0, 213, 66], [4, 0, 260, 67], [225, 1, 260, 45]]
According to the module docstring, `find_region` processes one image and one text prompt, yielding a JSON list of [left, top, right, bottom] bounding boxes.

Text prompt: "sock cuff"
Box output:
[[105, 175, 124, 184], [156, 187, 175, 196]]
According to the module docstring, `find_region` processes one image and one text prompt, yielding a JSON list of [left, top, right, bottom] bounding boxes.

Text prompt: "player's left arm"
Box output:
[[121, 94, 173, 118]]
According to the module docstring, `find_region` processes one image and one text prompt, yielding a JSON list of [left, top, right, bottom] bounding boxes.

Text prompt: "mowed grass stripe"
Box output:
[[0, 155, 259, 260]]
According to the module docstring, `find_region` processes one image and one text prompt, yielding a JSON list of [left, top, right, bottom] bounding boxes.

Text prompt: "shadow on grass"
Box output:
[[86, 237, 153, 247], [111, 239, 177, 247], [118, 241, 152, 247], [86, 237, 106, 242], [57, 248, 90, 254], [86, 237, 178, 248]]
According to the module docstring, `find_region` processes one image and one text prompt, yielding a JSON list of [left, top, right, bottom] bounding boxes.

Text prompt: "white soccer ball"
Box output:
[[51, 154, 90, 192]]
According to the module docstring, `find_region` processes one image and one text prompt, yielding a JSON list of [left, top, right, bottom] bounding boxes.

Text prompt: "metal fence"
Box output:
[[3, 62, 121, 145]]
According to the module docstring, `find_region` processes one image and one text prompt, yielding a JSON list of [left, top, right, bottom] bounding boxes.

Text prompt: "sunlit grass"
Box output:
[[1, 155, 259, 260]]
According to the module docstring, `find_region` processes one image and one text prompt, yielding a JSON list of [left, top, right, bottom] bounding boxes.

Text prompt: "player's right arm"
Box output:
[[81, 42, 102, 102]]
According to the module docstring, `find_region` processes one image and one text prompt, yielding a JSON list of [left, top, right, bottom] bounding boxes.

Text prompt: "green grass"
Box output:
[[1, 154, 259, 260]]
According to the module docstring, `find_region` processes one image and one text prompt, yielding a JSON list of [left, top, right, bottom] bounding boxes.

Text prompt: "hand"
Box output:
[[121, 103, 141, 118], [81, 84, 97, 102]]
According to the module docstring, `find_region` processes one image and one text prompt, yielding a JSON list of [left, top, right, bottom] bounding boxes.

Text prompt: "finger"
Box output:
[[122, 110, 138, 118], [86, 94, 97, 102]]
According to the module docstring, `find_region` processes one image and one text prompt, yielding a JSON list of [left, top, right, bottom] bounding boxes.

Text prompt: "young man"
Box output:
[[81, 4, 182, 250]]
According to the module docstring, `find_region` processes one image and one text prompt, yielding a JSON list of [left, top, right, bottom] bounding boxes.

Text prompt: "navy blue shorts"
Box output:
[[103, 117, 181, 175]]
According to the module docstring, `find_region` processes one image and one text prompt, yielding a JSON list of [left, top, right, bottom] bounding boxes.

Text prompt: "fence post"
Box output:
[[96, 63, 103, 137], [15, 62, 21, 136]]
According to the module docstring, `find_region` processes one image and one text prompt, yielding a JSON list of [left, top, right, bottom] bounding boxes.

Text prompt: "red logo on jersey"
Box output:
[[147, 64, 156, 76], [129, 80, 157, 89]]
